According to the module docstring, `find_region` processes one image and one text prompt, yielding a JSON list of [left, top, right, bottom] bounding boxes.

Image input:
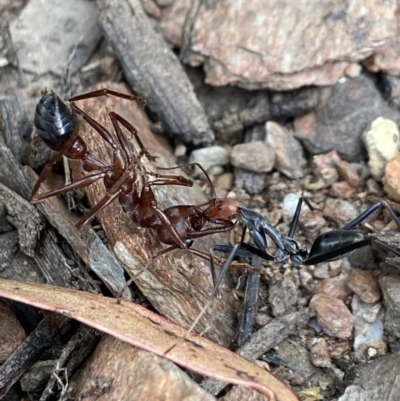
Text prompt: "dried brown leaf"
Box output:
[[0, 278, 298, 401]]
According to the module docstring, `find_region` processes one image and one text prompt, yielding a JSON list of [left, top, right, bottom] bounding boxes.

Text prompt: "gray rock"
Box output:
[[10, 0, 101, 75], [294, 74, 400, 161], [269, 278, 298, 316], [379, 272, 400, 337], [189, 145, 230, 175], [266, 121, 306, 179], [339, 352, 400, 401], [234, 169, 266, 195]]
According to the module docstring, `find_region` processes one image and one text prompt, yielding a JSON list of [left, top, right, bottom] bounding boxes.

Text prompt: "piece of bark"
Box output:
[[0, 182, 43, 258], [99, 0, 214, 146], [39, 325, 100, 401], [68, 82, 236, 345], [68, 336, 216, 401], [201, 308, 312, 395], [0, 137, 30, 198], [0, 314, 67, 399], [0, 94, 30, 162]]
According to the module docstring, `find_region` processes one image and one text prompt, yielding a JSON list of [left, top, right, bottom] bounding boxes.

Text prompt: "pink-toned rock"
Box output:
[[231, 141, 275, 173], [298, 209, 326, 238], [330, 181, 355, 199], [161, 0, 397, 90], [328, 340, 350, 359], [309, 293, 355, 338], [160, 1, 190, 47], [303, 151, 341, 190], [369, 38, 400, 75], [335, 160, 361, 188], [347, 270, 381, 304], [323, 198, 359, 228], [383, 153, 400, 201], [313, 151, 341, 183], [315, 272, 353, 301]]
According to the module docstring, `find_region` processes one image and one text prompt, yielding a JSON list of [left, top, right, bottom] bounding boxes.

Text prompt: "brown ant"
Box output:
[[30, 88, 241, 300]]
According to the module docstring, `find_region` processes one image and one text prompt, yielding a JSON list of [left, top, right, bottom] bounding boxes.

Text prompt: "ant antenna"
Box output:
[[157, 162, 217, 199]]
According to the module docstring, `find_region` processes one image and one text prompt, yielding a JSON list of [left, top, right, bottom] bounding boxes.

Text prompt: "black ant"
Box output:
[[209, 197, 400, 295], [187, 196, 400, 333]]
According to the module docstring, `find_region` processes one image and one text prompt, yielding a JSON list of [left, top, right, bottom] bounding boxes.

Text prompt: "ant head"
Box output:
[[205, 198, 239, 218]]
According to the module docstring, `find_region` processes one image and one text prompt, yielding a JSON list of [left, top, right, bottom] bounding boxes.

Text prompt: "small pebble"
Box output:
[[265, 121, 306, 178], [362, 117, 400, 181], [329, 341, 350, 359], [313, 263, 330, 279], [231, 141, 275, 173], [323, 198, 359, 227], [383, 153, 400, 201], [189, 145, 230, 176], [174, 144, 187, 158], [344, 63, 362, 78], [282, 193, 306, 218], [347, 269, 381, 303], [309, 338, 331, 368], [352, 295, 386, 359], [336, 160, 360, 188], [309, 293, 355, 338], [312, 150, 341, 186], [329, 181, 355, 199], [216, 172, 233, 190]]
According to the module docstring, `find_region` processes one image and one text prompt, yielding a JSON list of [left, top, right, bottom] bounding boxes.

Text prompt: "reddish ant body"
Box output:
[[30, 89, 240, 293]]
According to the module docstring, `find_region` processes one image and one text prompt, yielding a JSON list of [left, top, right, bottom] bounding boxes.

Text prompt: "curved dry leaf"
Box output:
[[0, 279, 298, 401]]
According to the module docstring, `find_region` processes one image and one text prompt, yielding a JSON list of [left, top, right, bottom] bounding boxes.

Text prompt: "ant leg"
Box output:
[[70, 88, 146, 109], [109, 112, 157, 162], [342, 200, 400, 230], [76, 189, 121, 229], [30, 127, 82, 200], [31, 171, 109, 202], [117, 245, 178, 304], [187, 221, 235, 240], [145, 174, 193, 188], [287, 197, 304, 238], [71, 104, 125, 170]]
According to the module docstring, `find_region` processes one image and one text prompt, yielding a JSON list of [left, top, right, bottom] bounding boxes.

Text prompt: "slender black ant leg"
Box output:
[[342, 200, 400, 230]]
